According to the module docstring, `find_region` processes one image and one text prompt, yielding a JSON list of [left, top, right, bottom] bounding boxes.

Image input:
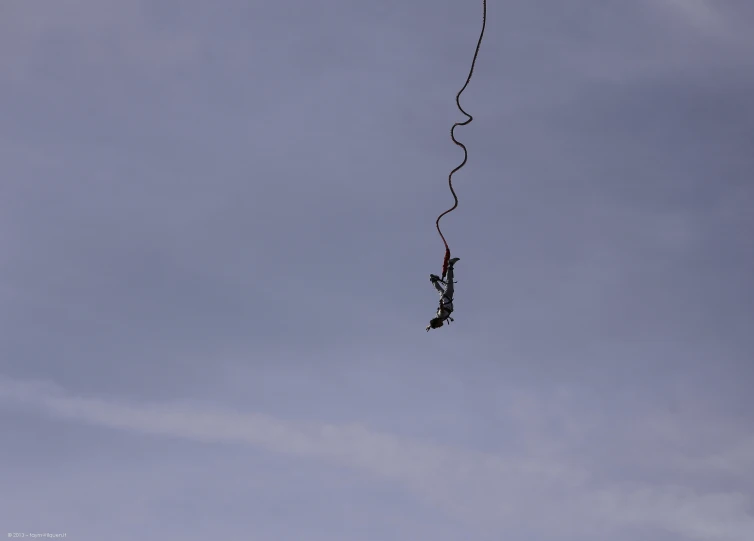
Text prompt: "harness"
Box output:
[[438, 285, 455, 323], [439, 307, 455, 323]]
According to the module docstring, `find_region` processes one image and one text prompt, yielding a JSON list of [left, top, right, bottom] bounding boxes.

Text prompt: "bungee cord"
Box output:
[[435, 0, 487, 279]]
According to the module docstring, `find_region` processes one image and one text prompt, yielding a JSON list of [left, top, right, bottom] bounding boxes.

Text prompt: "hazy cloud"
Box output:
[[2, 1, 752, 540]]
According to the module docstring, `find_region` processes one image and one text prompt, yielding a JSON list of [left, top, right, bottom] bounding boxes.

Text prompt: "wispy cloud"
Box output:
[[653, 0, 753, 44], [0, 0, 199, 82], [1, 375, 752, 540], [659, 0, 725, 31]]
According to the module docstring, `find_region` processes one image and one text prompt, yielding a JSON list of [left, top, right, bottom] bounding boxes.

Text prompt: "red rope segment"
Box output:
[[435, 0, 487, 279]]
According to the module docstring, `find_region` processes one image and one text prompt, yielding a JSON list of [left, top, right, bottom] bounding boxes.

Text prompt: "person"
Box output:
[[426, 257, 460, 331]]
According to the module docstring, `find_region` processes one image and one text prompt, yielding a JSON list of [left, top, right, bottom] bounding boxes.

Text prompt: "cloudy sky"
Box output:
[[2, 1, 753, 540]]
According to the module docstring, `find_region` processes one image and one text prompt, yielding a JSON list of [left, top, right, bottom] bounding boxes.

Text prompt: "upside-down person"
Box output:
[[426, 257, 460, 331]]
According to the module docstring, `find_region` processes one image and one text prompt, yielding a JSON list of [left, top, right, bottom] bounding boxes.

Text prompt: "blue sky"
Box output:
[[1, 1, 753, 540]]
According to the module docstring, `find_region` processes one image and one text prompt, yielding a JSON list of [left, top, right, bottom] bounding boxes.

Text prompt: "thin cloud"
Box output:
[[660, 0, 725, 30], [0, 0, 199, 82], [1, 375, 752, 540], [654, 0, 753, 44]]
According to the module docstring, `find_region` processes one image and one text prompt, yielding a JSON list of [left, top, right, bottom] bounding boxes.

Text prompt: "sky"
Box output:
[[1, 1, 753, 540]]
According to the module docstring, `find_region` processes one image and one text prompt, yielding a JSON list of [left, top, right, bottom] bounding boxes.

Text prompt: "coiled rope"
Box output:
[[435, 0, 487, 279]]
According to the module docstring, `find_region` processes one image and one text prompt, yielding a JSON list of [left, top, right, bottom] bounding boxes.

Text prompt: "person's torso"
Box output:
[[437, 295, 453, 317]]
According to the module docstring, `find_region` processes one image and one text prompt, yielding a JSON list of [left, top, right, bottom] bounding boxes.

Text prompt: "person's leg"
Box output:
[[431, 275, 445, 296], [444, 264, 455, 300]]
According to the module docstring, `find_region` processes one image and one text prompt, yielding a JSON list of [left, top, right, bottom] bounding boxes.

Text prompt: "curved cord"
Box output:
[[435, 0, 487, 278]]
